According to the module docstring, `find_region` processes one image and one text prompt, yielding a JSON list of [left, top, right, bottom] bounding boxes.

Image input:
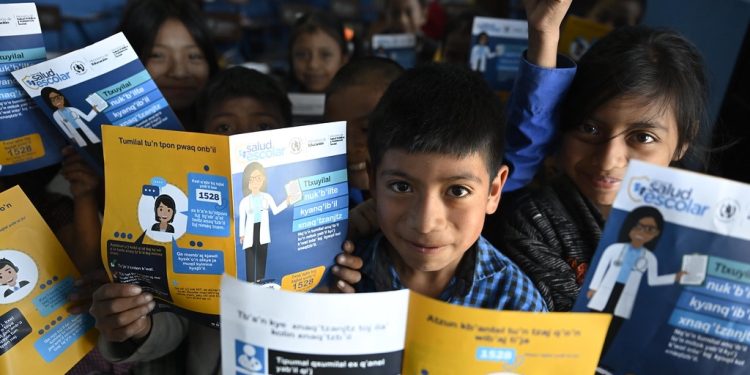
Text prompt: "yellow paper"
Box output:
[[559, 15, 613, 60], [403, 292, 611, 374], [0, 186, 96, 373]]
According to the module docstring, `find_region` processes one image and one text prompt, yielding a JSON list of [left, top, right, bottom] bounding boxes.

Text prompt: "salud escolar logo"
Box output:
[[628, 175, 710, 217], [20, 68, 71, 90]]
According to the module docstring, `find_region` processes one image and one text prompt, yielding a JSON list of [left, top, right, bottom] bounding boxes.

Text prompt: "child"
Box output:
[[352, 62, 546, 311], [374, 0, 438, 64], [196, 66, 292, 135], [324, 57, 404, 204], [289, 12, 350, 93], [490, 1, 709, 312]]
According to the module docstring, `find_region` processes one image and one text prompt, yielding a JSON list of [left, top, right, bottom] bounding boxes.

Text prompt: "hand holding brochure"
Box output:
[[11, 32, 183, 172], [101, 122, 348, 326], [221, 275, 610, 375], [573, 160, 750, 374], [0, 186, 96, 373]]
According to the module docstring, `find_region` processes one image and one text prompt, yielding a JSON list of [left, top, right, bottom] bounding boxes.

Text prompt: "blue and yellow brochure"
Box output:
[[0, 186, 96, 373], [0, 3, 65, 176], [10, 32, 182, 173], [573, 160, 750, 374], [371, 33, 417, 69], [469, 17, 527, 95], [101, 122, 348, 326]]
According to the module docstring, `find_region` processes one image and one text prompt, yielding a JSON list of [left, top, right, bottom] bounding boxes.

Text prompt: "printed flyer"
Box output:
[[371, 33, 417, 69], [558, 15, 612, 61], [0, 186, 96, 373], [0, 3, 65, 176], [573, 160, 750, 374], [221, 275, 610, 375], [10, 32, 183, 172], [101, 122, 348, 326], [469, 17, 527, 94]]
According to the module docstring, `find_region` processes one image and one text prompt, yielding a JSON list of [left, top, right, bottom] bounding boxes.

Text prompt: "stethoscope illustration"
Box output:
[[613, 244, 648, 273]]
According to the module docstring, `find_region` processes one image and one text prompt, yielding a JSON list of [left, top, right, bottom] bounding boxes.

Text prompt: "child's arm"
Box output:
[[503, 0, 576, 192]]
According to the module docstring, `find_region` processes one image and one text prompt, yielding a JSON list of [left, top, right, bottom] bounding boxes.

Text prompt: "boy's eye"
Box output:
[[388, 181, 412, 193], [258, 123, 273, 131], [188, 52, 205, 61], [447, 185, 470, 198], [209, 123, 233, 135]]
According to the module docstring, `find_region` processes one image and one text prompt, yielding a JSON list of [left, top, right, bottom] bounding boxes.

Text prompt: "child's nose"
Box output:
[[408, 193, 446, 234]]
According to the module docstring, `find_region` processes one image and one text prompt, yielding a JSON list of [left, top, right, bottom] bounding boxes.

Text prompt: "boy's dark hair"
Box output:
[[40, 87, 69, 110], [561, 26, 708, 167], [119, 0, 219, 78], [617, 206, 664, 250], [154, 194, 176, 223], [195, 67, 293, 128], [0, 258, 18, 273], [369, 63, 505, 177], [325, 57, 404, 98]]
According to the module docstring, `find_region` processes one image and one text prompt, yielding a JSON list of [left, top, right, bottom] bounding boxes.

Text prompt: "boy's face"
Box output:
[[291, 30, 348, 93], [203, 97, 284, 135], [325, 84, 386, 191], [373, 150, 507, 274], [0, 264, 17, 286], [385, 0, 427, 34]]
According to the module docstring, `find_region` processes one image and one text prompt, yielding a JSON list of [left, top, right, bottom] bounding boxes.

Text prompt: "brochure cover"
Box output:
[[0, 186, 96, 373], [10, 32, 183, 173], [469, 17, 527, 93], [573, 160, 750, 374], [0, 3, 65, 176], [101, 122, 348, 326], [371, 33, 417, 69], [288, 93, 325, 126], [558, 15, 612, 61], [221, 275, 610, 375]]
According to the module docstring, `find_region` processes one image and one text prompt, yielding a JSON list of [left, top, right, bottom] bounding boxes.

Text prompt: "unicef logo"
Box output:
[[628, 176, 650, 202], [289, 137, 302, 154], [716, 199, 740, 223], [70, 61, 87, 75]]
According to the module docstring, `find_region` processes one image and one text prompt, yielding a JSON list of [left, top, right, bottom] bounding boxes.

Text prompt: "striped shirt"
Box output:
[[355, 233, 547, 312]]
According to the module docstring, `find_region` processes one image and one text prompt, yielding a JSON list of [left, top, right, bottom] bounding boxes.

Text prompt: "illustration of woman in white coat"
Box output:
[[238, 162, 290, 282], [586, 206, 686, 363], [41, 87, 101, 147]]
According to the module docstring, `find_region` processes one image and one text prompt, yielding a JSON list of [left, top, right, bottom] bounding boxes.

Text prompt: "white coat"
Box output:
[[587, 242, 675, 319], [52, 107, 100, 147], [238, 192, 288, 249]]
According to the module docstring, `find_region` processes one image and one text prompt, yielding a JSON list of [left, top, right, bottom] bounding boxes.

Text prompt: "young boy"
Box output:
[[324, 57, 404, 205], [354, 63, 546, 311]]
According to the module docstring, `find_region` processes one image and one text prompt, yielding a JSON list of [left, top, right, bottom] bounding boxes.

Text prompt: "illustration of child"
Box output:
[[40, 87, 101, 147], [151, 194, 176, 233], [0, 258, 29, 298], [238, 162, 291, 282]]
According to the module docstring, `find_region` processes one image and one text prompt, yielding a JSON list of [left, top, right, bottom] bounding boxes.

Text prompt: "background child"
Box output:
[[195, 66, 292, 135], [324, 57, 404, 205], [288, 12, 350, 93], [352, 62, 546, 311]]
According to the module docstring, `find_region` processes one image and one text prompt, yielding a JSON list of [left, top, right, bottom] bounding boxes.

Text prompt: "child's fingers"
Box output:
[[336, 253, 363, 270], [341, 240, 355, 254], [98, 307, 154, 342], [331, 265, 362, 285], [335, 279, 356, 293]]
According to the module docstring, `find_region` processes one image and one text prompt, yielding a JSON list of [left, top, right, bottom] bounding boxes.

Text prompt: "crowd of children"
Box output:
[[4, 0, 737, 373]]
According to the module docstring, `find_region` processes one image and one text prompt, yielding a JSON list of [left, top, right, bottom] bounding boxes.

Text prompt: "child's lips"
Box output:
[[407, 241, 443, 254]]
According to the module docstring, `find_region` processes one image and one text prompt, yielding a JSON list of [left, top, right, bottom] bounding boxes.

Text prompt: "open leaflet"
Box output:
[[221, 275, 610, 375], [101, 122, 348, 326]]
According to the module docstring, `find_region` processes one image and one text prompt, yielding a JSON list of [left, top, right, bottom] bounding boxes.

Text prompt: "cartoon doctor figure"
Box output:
[[587, 206, 686, 362], [238, 162, 291, 283], [41, 87, 100, 147], [470, 32, 501, 73]]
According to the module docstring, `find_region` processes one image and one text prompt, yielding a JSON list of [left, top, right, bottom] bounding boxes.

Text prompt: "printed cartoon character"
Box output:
[[238, 162, 292, 282], [470, 32, 501, 72], [151, 194, 176, 233], [586, 206, 686, 362], [0, 258, 29, 298], [40, 87, 101, 147]]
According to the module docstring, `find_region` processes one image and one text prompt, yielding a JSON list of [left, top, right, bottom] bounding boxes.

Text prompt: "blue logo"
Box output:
[[235, 340, 264, 374], [21, 68, 71, 90], [628, 176, 710, 217]]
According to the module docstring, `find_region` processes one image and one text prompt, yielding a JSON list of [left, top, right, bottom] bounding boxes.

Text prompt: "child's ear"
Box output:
[[485, 165, 509, 215]]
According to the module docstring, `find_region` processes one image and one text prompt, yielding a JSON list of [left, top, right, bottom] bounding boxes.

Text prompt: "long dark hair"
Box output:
[[119, 0, 219, 77], [40, 87, 69, 110], [561, 26, 709, 168]]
